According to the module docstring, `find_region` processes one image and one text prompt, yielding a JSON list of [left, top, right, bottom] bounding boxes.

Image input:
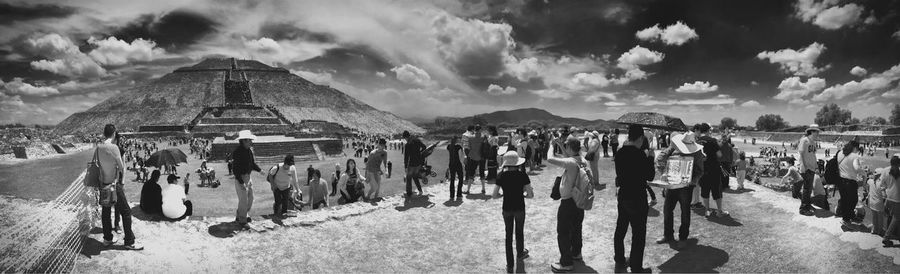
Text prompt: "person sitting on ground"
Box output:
[[140, 170, 162, 215], [308, 169, 329, 209], [781, 158, 803, 192], [197, 161, 215, 187], [162, 174, 192, 221], [492, 151, 533, 273], [338, 159, 367, 203]]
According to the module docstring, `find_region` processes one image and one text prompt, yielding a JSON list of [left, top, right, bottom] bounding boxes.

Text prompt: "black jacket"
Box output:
[[231, 145, 262, 176], [404, 137, 426, 168]]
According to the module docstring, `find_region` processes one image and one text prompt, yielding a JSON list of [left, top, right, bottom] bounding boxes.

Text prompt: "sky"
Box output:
[[1, 0, 899, 127]]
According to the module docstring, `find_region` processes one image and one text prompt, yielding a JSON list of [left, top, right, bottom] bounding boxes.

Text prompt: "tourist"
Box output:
[[601, 132, 610, 157], [586, 131, 601, 186], [387, 161, 392, 178], [517, 130, 530, 173], [797, 124, 821, 216], [308, 169, 329, 209], [492, 151, 533, 273], [613, 125, 654, 273], [269, 154, 300, 216], [868, 166, 886, 236], [466, 125, 488, 194], [735, 152, 748, 190], [610, 128, 620, 159], [781, 158, 803, 194], [140, 170, 162, 215], [403, 131, 427, 197], [638, 134, 658, 206], [97, 124, 142, 250], [719, 135, 734, 190], [339, 159, 366, 203], [447, 136, 465, 200], [232, 130, 262, 226], [837, 140, 864, 226], [329, 163, 341, 196], [547, 137, 586, 272], [655, 132, 704, 250], [696, 123, 728, 217], [486, 126, 501, 182], [881, 155, 900, 247], [162, 174, 192, 220], [365, 139, 388, 200]]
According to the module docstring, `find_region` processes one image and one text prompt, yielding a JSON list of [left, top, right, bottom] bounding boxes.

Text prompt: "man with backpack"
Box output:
[[797, 124, 821, 216], [613, 125, 654, 273], [547, 137, 594, 272]]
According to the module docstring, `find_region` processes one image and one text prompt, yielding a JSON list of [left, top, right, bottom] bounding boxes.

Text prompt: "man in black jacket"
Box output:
[[232, 130, 262, 226], [613, 125, 654, 273], [403, 131, 427, 196]]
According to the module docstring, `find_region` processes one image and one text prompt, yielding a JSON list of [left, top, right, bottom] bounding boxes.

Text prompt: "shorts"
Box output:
[[699, 174, 722, 200]]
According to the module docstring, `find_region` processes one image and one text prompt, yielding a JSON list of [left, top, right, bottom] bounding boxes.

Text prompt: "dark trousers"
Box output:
[[837, 178, 859, 220], [503, 210, 526, 268], [720, 162, 732, 189], [610, 143, 619, 158], [798, 170, 814, 210], [615, 197, 649, 270], [406, 166, 423, 195], [102, 186, 134, 245], [602, 144, 609, 157], [557, 198, 584, 266], [465, 158, 485, 181], [449, 164, 464, 198], [273, 187, 292, 215], [663, 186, 694, 241], [646, 185, 656, 200]]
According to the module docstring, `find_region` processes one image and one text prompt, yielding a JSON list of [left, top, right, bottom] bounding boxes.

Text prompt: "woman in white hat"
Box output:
[[653, 132, 705, 249], [586, 131, 601, 186], [492, 151, 534, 273]]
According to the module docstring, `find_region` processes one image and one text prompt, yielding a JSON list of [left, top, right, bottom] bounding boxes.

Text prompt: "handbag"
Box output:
[[551, 176, 562, 200], [585, 151, 596, 161], [98, 184, 117, 207], [84, 148, 103, 188]]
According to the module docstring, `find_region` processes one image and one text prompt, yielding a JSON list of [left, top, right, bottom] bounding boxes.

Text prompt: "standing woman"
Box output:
[[492, 151, 533, 273], [837, 140, 865, 226], [329, 163, 341, 197], [338, 159, 367, 204], [586, 131, 601, 186], [881, 155, 900, 247], [601, 132, 610, 158], [447, 136, 465, 200], [610, 128, 620, 159], [486, 126, 501, 182]]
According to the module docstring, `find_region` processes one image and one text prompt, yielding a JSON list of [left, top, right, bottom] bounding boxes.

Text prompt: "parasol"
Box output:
[[615, 112, 689, 131], [145, 148, 189, 167]]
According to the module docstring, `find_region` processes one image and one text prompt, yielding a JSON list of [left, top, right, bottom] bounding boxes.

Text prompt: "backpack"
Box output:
[[266, 164, 281, 185], [571, 162, 595, 210], [824, 154, 843, 185]]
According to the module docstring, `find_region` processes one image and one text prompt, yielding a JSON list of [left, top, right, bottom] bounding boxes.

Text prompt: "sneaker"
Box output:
[[690, 203, 704, 210], [550, 263, 573, 272], [717, 210, 730, 217], [572, 253, 582, 261], [103, 237, 116, 246], [841, 219, 852, 226], [655, 237, 675, 244], [124, 243, 144, 251], [704, 209, 714, 217], [518, 248, 530, 259], [631, 267, 652, 273], [113, 226, 122, 234], [648, 199, 658, 207], [481, 190, 486, 195]]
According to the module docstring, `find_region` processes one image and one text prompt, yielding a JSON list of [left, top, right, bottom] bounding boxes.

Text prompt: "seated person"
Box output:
[[140, 170, 162, 214], [162, 174, 193, 220], [196, 161, 216, 187]]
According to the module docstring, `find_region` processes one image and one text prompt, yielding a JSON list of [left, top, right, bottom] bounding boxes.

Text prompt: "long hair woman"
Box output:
[[837, 140, 864, 225], [881, 155, 900, 247], [339, 159, 366, 203]]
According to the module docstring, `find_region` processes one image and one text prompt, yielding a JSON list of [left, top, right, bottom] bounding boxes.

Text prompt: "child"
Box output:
[[309, 169, 329, 209], [735, 152, 748, 190], [868, 171, 886, 236], [781, 158, 802, 197], [811, 160, 830, 210]]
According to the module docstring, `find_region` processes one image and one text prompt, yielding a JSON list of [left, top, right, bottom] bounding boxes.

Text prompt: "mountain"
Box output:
[[422, 108, 617, 133]]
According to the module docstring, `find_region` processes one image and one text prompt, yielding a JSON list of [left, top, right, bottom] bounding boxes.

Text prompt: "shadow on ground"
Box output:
[[657, 240, 729, 273], [705, 215, 743, 227], [443, 199, 464, 207], [395, 195, 435, 211], [723, 188, 754, 194], [465, 192, 492, 201], [208, 221, 245, 238]]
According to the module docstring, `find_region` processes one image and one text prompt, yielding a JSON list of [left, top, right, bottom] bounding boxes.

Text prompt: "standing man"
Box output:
[[466, 125, 488, 195], [696, 123, 728, 217], [613, 125, 654, 272], [719, 135, 735, 190], [447, 136, 465, 200], [798, 124, 820, 216], [232, 130, 262, 226], [655, 132, 704, 250], [547, 137, 587, 272], [366, 139, 388, 200], [97, 124, 143, 250], [403, 131, 427, 197]]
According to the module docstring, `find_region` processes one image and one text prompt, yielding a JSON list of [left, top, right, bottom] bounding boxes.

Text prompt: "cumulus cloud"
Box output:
[[812, 64, 900, 101], [375, 72, 386, 77], [431, 11, 515, 78], [635, 21, 699, 46], [391, 64, 432, 87], [756, 42, 828, 76], [675, 81, 718, 93], [604, 102, 627, 106], [486, 84, 516, 95], [530, 89, 572, 100], [895, 30, 900, 40], [506, 57, 540, 81], [584, 91, 617, 102], [290, 69, 334, 85], [794, 0, 869, 30], [774, 76, 826, 102], [638, 94, 736, 106], [850, 66, 868, 77], [572, 72, 611, 88], [87, 36, 165, 66], [616, 46, 664, 83], [1, 77, 59, 97], [740, 100, 763, 108], [882, 88, 900, 99], [26, 33, 107, 78], [240, 37, 335, 66]]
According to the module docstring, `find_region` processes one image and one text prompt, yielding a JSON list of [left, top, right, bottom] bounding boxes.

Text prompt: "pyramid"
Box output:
[[54, 58, 424, 136]]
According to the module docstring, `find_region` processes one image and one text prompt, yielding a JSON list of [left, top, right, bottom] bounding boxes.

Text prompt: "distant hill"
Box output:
[[420, 108, 617, 135]]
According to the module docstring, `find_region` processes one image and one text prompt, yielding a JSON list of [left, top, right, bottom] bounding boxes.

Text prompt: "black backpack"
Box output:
[[824, 154, 842, 185]]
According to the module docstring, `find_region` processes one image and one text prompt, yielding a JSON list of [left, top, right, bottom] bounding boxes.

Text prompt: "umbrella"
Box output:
[[145, 148, 189, 167], [615, 112, 689, 131]]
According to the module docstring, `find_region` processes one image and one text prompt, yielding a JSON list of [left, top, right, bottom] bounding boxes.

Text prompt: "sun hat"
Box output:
[[591, 131, 600, 138], [670, 132, 703, 154], [806, 124, 821, 133], [502, 151, 526, 167], [167, 174, 181, 182], [236, 129, 257, 140]]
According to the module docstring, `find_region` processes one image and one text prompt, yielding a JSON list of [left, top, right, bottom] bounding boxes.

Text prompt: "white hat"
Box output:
[[806, 124, 821, 133], [671, 132, 702, 154], [502, 151, 526, 167], [236, 130, 257, 140]]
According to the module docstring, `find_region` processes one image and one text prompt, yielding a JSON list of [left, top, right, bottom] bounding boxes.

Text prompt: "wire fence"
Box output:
[[0, 170, 96, 273]]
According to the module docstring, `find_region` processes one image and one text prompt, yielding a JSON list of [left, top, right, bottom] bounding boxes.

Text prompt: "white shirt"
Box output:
[[162, 184, 186, 219], [271, 164, 298, 190], [837, 153, 862, 180]]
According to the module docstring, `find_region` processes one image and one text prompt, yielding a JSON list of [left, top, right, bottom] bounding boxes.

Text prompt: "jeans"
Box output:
[[663, 186, 694, 241], [102, 185, 135, 245], [272, 186, 292, 215], [838, 178, 859, 220], [234, 175, 254, 223], [799, 170, 814, 210], [615, 196, 649, 270], [503, 210, 526, 268], [448, 164, 463, 198], [406, 166, 423, 196], [557, 198, 584, 266]]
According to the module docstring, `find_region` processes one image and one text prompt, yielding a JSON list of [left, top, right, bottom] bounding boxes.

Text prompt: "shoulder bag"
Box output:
[[84, 148, 103, 188]]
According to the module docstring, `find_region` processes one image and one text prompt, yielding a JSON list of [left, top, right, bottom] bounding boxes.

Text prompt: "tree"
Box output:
[[860, 116, 887, 125], [892, 104, 900, 126], [720, 117, 737, 130], [814, 103, 852, 126], [756, 114, 788, 131]]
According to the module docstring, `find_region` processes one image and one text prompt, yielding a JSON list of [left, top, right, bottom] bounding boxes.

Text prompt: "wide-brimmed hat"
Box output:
[[806, 124, 821, 133], [671, 132, 702, 154], [502, 151, 526, 167], [167, 174, 181, 182], [236, 130, 257, 140]]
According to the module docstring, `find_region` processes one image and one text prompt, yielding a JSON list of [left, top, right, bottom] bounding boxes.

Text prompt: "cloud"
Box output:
[[794, 0, 868, 30], [486, 84, 516, 95], [530, 89, 572, 100], [882, 88, 900, 99], [1, 77, 59, 97], [290, 69, 334, 85], [391, 64, 432, 87], [616, 46, 664, 83], [26, 33, 107, 78], [604, 102, 626, 106], [751, 81, 759, 86], [584, 91, 617, 102], [506, 57, 540, 81], [850, 66, 867, 77], [675, 81, 718, 94], [756, 42, 828, 76], [637, 94, 736, 106], [87, 36, 166, 66], [812, 64, 900, 101], [740, 100, 763, 108], [634, 21, 699, 46], [375, 72, 386, 78], [895, 30, 900, 40], [774, 76, 826, 102], [572, 72, 611, 88], [431, 10, 515, 78]]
